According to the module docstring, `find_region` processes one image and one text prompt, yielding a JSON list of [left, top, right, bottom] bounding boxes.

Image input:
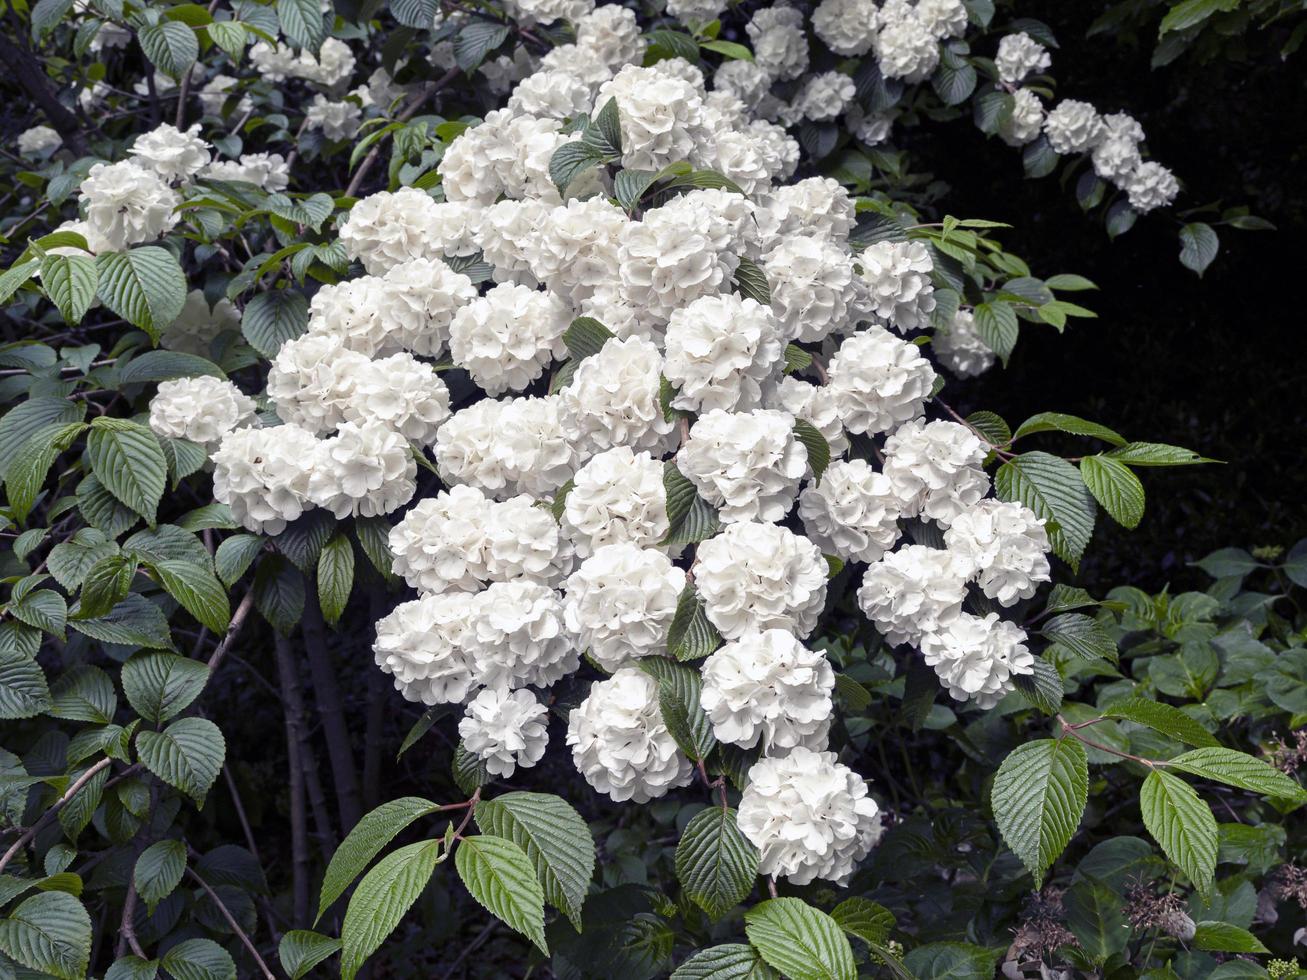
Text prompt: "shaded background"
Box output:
[[920, 2, 1307, 595]]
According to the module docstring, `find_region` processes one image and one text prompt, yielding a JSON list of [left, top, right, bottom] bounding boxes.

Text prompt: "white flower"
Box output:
[[503, 0, 593, 26], [482, 494, 577, 587], [693, 129, 774, 196], [79, 161, 180, 252], [560, 336, 675, 457], [17, 125, 62, 157], [764, 235, 867, 343], [379, 257, 478, 359], [345, 353, 451, 445], [762, 377, 849, 462], [663, 295, 784, 413], [161, 290, 240, 356], [306, 95, 363, 141], [812, 0, 880, 56], [1091, 112, 1145, 182], [308, 420, 417, 519], [373, 593, 478, 705], [201, 153, 289, 191], [917, 0, 968, 39], [847, 106, 894, 146], [858, 240, 936, 333], [1124, 161, 1179, 213], [1044, 99, 1105, 155], [197, 75, 251, 118], [266, 332, 371, 434], [435, 396, 579, 499], [563, 542, 685, 670], [738, 747, 882, 885], [212, 424, 319, 535], [793, 71, 856, 122], [440, 109, 592, 206], [129, 123, 211, 182], [826, 327, 936, 436], [89, 20, 131, 52], [566, 667, 693, 803], [882, 419, 990, 525], [506, 68, 593, 120], [459, 688, 550, 778], [449, 283, 571, 395], [920, 613, 1034, 708], [525, 197, 626, 304], [306, 276, 406, 358], [696, 522, 828, 639], [148, 377, 256, 452], [944, 499, 1051, 606], [578, 282, 661, 344], [714, 60, 773, 111], [677, 409, 807, 524], [666, 0, 726, 24], [596, 64, 707, 171], [539, 44, 613, 92], [576, 4, 646, 67], [757, 178, 858, 249], [701, 629, 834, 752], [561, 447, 669, 558], [388, 485, 496, 594], [994, 32, 1051, 84], [799, 459, 903, 563], [339, 187, 459, 275], [933, 308, 995, 378], [745, 122, 800, 185], [1000, 88, 1045, 147], [464, 581, 578, 690], [747, 7, 809, 81], [856, 544, 968, 646], [875, 9, 940, 83], [474, 198, 549, 284]]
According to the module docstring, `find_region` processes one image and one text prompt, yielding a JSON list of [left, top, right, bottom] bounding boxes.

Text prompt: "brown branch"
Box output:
[[186, 866, 276, 979], [117, 876, 148, 959], [206, 592, 256, 674], [302, 583, 362, 832], [344, 68, 460, 198], [274, 632, 313, 927], [0, 757, 112, 873]]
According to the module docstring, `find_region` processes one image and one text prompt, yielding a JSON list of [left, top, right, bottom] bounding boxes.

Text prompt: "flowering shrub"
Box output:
[[0, 0, 1302, 978]]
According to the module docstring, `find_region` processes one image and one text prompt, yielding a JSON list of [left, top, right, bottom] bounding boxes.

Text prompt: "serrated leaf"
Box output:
[[614, 169, 659, 212], [121, 651, 209, 724], [241, 289, 308, 358], [159, 937, 236, 980], [660, 463, 721, 548], [1139, 768, 1217, 898], [549, 141, 604, 196], [0, 891, 92, 980], [744, 897, 857, 980], [118, 351, 225, 385], [667, 583, 721, 662], [830, 897, 895, 946], [973, 301, 1018, 364], [149, 559, 231, 632], [642, 658, 715, 762], [0, 650, 51, 720], [1101, 698, 1220, 749], [1179, 222, 1219, 276], [86, 419, 167, 524], [276, 0, 325, 50], [1103, 441, 1213, 466], [96, 247, 186, 342], [562, 316, 615, 362], [10, 588, 68, 639], [139, 19, 200, 76], [670, 944, 779, 979], [995, 451, 1096, 569], [40, 255, 98, 324], [452, 742, 491, 796], [455, 835, 548, 954], [1041, 613, 1118, 663], [49, 664, 115, 722], [454, 19, 510, 72], [1012, 411, 1126, 446], [792, 418, 830, 481], [991, 737, 1088, 888], [1191, 920, 1270, 954], [1167, 747, 1306, 800], [1013, 657, 1063, 715], [675, 806, 758, 920], [1080, 455, 1146, 529], [317, 797, 439, 924], [317, 534, 355, 626], [136, 716, 225, 806], [215, 534, 263, 588], [0, 398, 85, 485], [134, 839, 186, 914], [279, 930, 341, 979], [732, 257, 770, 304], [252, 554, 304, 635]]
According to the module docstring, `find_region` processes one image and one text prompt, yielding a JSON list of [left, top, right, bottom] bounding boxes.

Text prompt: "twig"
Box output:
[[0, 757, 113, 873], [187, 866, 276, 979], [344, 68, 460, 197], [274, 632, 313, 927], [206, 592, 256, 674], [302, 583, 362, 832], [118, 877, 148, 959]]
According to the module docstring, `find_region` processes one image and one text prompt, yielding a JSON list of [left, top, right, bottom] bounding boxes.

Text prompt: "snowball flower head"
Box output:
[[266, 332, 371, 434], [882, 419, 990, 526], [596, 64, 706, 171], [1124, 161, 1180, 213], [944, 499, 1051, 605], [344, 353, 451, 446], [306, 95, 363, 141], [561, 447, 669, 558], [202, 153, 289, 191], [459, 688, 550, 778], [917, 0, 968, 38], [576, 4, 645, 67], [663, 294, 784, 413], [762, 377, 849, 462], [339, 187, 452, 275], [764, 235, 867, 343], [933, 308, 995, 378], [812, 0, 880, 56], [373, 594, 477, 705], [826, 326, 936, 436], [757, 177, 858, 248], [481, 495, 577, 588], [738, 747, 882, 885], [1000, 89, 1044, 147], [995, 32, 1051, 84], [129, 123, 211, 182], [563, 543, 686, 670], [435, 396, 578, 499], [747, 7, 809, 81], [920, 613, 1034, 708], [79, 161, 180, 252], [524, 198, 626, 304], [18, 125, 61, 157], [559, 336, 675, 457], [463, 581, 578, 690], [858, 240, 936, 333], [148, 377, 256, 452], [799, 458, 903, 563], [212, 424, 319, 535], [793, 71, 856, 122], [701, 630, 835, 752], [875, 8, 940, 82], [449, 283, 570, 395], [378, 257, 477, 359], [1044, 99, 1105, 155], [677, 409, 807, 524], [619, 201, 741, 322], [388, 485, 495, 594], [857, 544, 968, 646], [1091, 112, 1145, 182], [567, 667, 693, 803], [307, 420, 417, 519], [696, 522, 828, 639]]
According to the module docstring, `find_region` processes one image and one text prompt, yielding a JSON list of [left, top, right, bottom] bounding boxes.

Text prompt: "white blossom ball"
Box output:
[[373, 593, 478, 705], [738, 747, 882, 885], [756, 177, 857, 249], [474, 198, 549, 284], [148, 377, 256, 452], [812, 0, 879, 56], [339, 187, 459, 274], [538, 43, 614, 93], [874, 10, 940, 83], [212, 424, 319, 535], [1091, 112, 1145, 182], [764, 235, 867, 343], [79, 161, 180, 253], [793, 71, 856, 121], [503, 0, 593, 26], [345, 353, 451, 446], [308, 421, 416, 519], [666, 0, 726, 23], [747, 7, 809, 81], [566, 667, 693, 803], [746, 119, 801, 182], [306, 95, 363, 141], [917, 0, 968, 38], [1124, 161, 1179, 213], [858, 240, 936, 333], [762, 377, 849, 462], [379, 257, 477, 359], [701, 629, 834, 752], [696, 522, 828, 639], [388, 485, 495, 594], [693, 130, 774, 196], [714, 60, 773, 111], [847, 106, 894, 146], [826, 326, 936, 436], [464, 581, 578, 690], [459, 688, 550, 778], [882, 419, 990, 525], [482, 495, 577, 588], [596, 64, 707, 171], [563, 542, 685, 670], [161, 290, 240, 356], [1000, 88, 1045, 147], [201, 152, 289, 192], [449, 284, 571, 395], [578, 283, 662, 344], [506, 68, 593, 120], [663, 294, 784, 413], [560, 336, 675, 457], [933, 308, 995, 378], [435, 396, 579, 499], [561, 447, 669, 558], [677, 409, 807, 524], [1044, 99, 1105, 155], [799, 459, 903, 563], [944, 499, 1051, 606], [526, 197, 627, 304], [129, 123, 211, 182], [576, 4, 646, 67], [994, 32, 1051, 85], [856, 544, 968, 646], [266, 332, 371, 434], [17, 125, 61, 157], [920, 613, 1034, 708], [306, 276, 403, 358]]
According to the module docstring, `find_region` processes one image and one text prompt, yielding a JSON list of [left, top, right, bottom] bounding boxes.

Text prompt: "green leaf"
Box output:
[[642, 658, 715, 762], [454, 835, 548, 954], [241, 289, 308, 358], [215, 534, 263, 588], [86, 419, 167, 524], [0, 259, 40, 305], [158, 937, 236, 980], [452, 742, 491, 796], [40, 255, 98, 324], [1044, 274, 1098, 291], [316, 797, 439, 924], [474, 792, 595, 932], [278, 930, 341, 979], [1064, 878, 1128, 960], [931, 47, 977, 105], [675, 806, 758, 920], [205, 19, 246, 59], [830, 897, 895, 946], [660, 463, 722, 548], [973, 301, 1018, 364], [136, 716, 226, 806], [6, 421, 86, 524], [783, 344, 813, 374], [1104, 441, 1213, 466], [902, 942, 1002, 979], [453, 19, 510, 72], [1012, 657, 1063, 715], [317, 535, 355, 627], [549, 141, 604, 196], [276, 0, 325, 50], [1179, 222, 1220, 276], [121, 651, 209, 724], [252, 554, 305, 635], [1080, 455, 1146, 529], [614, 169, 660, 212], [700, 39, 753, 60], [0, 398, 85, 485], [0, 891, 92, 980], [96, 247, 187, 342], [792, 418, 830, 482], [0, 649, 51, 720], [149, 559, 231, 632], [732, 257, 771, 304], [1139, 768, 1217, 898], [139, 19, 199, 77], [1159, 0, 1232, 34], [667, 582, 722, 662], [47, 530, 117, 592], [105, 955, 160, 980], [563, 316, 615, 362], [1167, 747, 1306, 800], [965, 410, 1011, 448], [1101, 698, 1220, 749], [134, 839, 186, 914], [1041, 613, 1118, 662], [670, 944, 779, 979], [590, 97, 623, 156], [995, 451, 1096, 569], [744, 897, 857, 980], [49, 664, 115, 722], [1191, 921, 1270, 954], [118, 351, 225, 385], [70, 594, 174, 650], [1012, 412, 1126, 446], [991, 738, 1088, 888]]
